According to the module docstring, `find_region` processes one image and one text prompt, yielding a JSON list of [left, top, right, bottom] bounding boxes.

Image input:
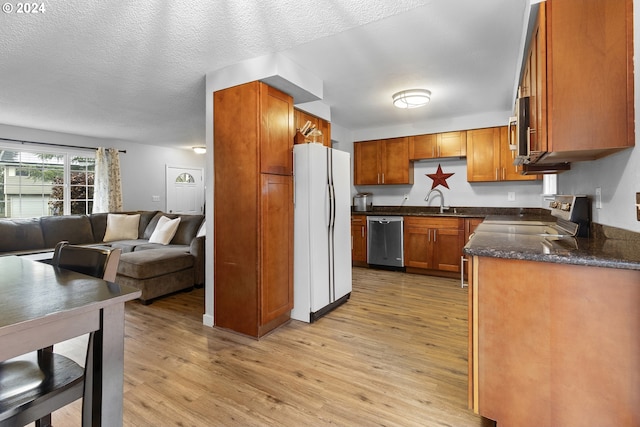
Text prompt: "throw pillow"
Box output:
[[149, 216, 181, 245], [103, 213, 140, 242]]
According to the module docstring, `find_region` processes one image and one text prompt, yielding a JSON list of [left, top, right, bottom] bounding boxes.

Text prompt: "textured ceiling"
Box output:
[[0, 0, 527, 148]]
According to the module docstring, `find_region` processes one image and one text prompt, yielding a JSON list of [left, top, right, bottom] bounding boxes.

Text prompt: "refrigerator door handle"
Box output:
[[329, 182, 336, 228]]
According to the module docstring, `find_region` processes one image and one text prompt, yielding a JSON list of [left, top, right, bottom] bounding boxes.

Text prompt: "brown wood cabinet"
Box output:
[[409, 131, 467, 160], [404, 217, 463, 274], [351, 215, 367, 266], [354, 137, 413, 185], [470, 256, 640, 426], [467, 126, 539, 182], [294, 108, 331, 147], [213, 81, 294, 338], [525, 0, 634, 165]]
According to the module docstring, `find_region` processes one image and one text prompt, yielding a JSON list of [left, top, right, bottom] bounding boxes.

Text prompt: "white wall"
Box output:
[[0, 124, 205, 212]]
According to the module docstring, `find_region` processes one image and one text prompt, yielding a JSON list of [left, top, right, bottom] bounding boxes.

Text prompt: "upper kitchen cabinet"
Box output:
[[354, 137, 413, 185], [409, 131, 467, 160], [294, 108, 331, 147], [260, 86, 295, 175], [524, 0, 634, 166], [467, 126, 539, 182]]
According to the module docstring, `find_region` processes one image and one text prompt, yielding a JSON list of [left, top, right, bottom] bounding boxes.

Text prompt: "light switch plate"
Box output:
[[636, 192, 640, 221]]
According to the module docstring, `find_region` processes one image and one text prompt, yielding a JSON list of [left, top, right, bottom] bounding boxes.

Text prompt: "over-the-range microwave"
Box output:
[[508, 96, 530, 166]]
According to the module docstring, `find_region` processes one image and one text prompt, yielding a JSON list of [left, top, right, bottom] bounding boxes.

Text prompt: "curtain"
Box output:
[[93, 147, 123, 213]]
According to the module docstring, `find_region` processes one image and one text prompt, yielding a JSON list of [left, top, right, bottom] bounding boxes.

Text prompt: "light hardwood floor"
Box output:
[[51, 267, 485, 426]]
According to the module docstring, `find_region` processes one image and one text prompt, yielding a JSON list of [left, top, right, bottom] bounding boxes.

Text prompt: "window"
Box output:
[[176, 173, 195, 183], [0, 145, 95, 218]]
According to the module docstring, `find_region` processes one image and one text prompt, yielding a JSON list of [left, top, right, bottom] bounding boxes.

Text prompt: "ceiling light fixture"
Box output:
[[392, 89, 431, 109], [192, 146, 206, 154]]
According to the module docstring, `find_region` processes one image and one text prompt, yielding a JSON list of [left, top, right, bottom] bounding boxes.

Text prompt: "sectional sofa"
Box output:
[[0, 210, 205, 304]]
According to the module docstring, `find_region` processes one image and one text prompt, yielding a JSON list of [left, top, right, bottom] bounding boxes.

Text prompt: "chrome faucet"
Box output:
[[425, 189, 448, 214]]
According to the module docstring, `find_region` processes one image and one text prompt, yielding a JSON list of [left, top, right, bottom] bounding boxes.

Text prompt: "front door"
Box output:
[[166, 166, 204, 214]]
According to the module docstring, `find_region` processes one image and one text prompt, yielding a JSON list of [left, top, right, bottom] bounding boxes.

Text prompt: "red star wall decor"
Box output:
[[426, 164, 454, 190]]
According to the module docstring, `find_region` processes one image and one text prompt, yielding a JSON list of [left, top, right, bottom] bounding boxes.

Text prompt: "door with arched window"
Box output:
[[166, 166, 204, 214]]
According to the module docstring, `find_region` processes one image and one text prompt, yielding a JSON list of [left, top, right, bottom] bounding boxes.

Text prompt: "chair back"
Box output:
[[52, 241, 121, 281]]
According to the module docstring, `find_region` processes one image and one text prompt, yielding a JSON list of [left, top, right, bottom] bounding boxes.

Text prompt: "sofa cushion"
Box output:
[[90, 211, 158, 242], [103, 213, 140, 242], [133, 243, 190, 251], [40, 215, 94, 247], [0, 218, 45, 252], [149, 216, 181, 245], [117, 248, 194, 279], [144, 213, 204, 245], [107, 239, 149, 253]]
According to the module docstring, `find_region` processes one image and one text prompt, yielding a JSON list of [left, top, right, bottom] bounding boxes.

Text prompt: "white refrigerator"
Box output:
[[292, 143, 352, 323]]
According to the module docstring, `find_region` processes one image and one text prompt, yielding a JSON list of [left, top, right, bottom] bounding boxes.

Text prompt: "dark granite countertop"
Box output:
[[463, 219, 640, 271], [352, 207, 640, 270], [351, 206, 553, 219]]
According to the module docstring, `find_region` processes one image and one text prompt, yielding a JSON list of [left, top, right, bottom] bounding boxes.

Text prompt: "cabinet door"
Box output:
[[294, 109, 317, 133], [547, 0, 633, 156], [432, 227, 464, 272], [260, 84, 294, 175], [467, 127, 501, 182], [351, 216, 367, 263], [437, 131, 467, 158], [404, 220, 432, 269], [354, 141, 380, 185], [381, 137, 412, 184], [260, 174, 294, 325], [409, 134, 437, 160]]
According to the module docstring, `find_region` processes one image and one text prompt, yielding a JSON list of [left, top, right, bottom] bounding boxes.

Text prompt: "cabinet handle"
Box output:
[[433, 229, 437, 242], [428, 230, 431, 242], [361, 226, 364, 238], [438, 146, 441, 157], [495, 168, 499, 181], [377, 173, 380, 184], [381, 173, 385, 184], [461, 256, 468, 288], [502, 168, 506, 180]]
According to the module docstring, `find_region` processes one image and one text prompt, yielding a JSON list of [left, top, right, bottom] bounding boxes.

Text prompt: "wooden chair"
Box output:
[[0, 242, 121, 427]]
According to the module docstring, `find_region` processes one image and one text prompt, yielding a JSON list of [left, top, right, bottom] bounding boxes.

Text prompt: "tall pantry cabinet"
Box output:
[[213, 81, 294, 338]]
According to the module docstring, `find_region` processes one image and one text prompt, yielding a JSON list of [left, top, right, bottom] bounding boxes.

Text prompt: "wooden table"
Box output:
[[0, 255, 141, 426]]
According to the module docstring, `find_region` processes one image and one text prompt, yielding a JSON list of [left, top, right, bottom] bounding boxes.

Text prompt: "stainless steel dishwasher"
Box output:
[[367, 216, 404, 268]]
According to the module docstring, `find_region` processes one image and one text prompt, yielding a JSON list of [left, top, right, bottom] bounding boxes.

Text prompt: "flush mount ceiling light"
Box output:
[[192, 146, 206, 154], [392, 89, 432, 109]]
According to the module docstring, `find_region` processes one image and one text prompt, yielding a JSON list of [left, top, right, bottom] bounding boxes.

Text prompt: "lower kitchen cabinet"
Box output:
[[469, 256, 640, 426], [351, 215, 367, 266], [404, 217, 463, 275]]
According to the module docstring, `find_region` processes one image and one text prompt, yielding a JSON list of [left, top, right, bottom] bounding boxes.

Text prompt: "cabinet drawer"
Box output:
[[404, 216, 461, 230]]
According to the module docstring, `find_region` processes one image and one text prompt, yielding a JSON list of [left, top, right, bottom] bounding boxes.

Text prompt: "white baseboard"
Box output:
[[202, 314, 214, 327]]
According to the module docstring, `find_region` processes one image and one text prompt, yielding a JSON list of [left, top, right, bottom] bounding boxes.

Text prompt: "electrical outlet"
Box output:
[[636, 192, 640, 221], [507, 192, 516, 201], [595, 188, 602, 209], [152, 195, 160, 202]]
